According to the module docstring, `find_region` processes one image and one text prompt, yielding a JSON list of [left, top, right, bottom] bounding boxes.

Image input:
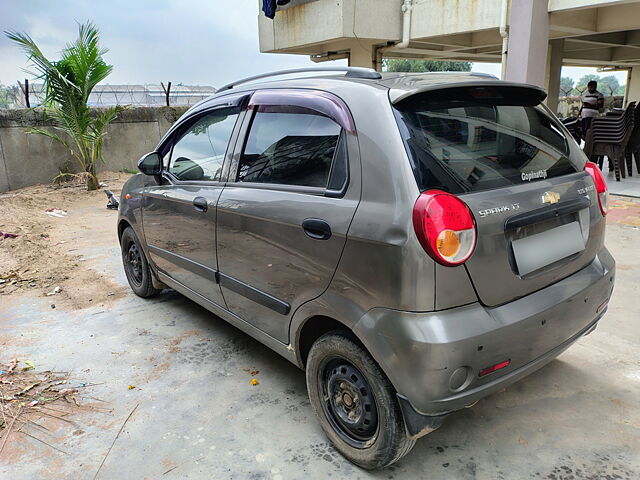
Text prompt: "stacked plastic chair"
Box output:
[[624, 103, 640, 177], [561, 116, 582, 144], [583, 102, 636, 181]]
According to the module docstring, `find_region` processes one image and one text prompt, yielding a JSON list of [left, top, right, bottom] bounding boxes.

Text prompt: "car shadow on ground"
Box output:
[[144, 290, 637, 479]]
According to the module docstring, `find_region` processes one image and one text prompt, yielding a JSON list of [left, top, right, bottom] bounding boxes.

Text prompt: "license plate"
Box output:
[[512, 222, 585, 276]]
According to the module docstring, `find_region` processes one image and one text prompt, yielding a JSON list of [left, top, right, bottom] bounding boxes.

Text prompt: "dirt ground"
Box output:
[[0, 172, 131, 310], [2, 175, 638, 311], [0, 178, 639, 479]]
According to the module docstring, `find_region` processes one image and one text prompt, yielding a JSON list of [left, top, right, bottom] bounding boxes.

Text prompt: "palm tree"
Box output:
[[6, 22, 123, 190]]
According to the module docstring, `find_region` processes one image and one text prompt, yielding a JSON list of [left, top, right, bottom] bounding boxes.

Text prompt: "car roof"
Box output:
[[376, 73, 547, 103], [375, 71, 498, 86], [193, 70, 546, 112]]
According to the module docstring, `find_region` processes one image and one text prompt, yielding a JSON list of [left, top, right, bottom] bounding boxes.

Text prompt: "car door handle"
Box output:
[[193, 196, 208, 212], [302, 218, 332, 240]]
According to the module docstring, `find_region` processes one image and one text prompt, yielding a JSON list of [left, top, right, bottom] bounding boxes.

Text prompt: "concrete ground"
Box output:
[[603, 161, 640, 198], [1, 197, 639, 479]]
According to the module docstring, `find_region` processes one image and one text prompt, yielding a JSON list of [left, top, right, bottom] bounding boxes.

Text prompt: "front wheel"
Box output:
[[306, 332, 415, 469], [120, 226, 160, 298]]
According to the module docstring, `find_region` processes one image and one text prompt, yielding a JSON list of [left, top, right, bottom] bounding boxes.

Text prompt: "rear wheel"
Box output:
[[306, 332, 415, 469], [120, 226, 160, 298]]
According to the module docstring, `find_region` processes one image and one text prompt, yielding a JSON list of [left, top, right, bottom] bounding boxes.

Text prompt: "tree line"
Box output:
[[560, 74, 626, 97], [382, 60, 626, 98], [0, 84, 18, 108]]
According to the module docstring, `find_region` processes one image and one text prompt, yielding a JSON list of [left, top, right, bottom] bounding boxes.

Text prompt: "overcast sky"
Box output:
[[0, 0, 325, 87], [0, 0, 628, 88]]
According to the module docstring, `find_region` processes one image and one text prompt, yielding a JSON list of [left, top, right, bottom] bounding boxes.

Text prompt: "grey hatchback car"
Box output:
[[118, 68, 615, 469]]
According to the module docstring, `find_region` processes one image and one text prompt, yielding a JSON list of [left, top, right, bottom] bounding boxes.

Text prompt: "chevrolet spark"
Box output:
[[118, 68, 615, 469]]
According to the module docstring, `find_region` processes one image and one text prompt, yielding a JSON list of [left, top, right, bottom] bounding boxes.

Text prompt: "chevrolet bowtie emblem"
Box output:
[[541, 191, 561, 204]]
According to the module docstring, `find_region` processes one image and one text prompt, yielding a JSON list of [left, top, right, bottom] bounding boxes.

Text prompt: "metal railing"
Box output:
[[7, 81, 216, 108]]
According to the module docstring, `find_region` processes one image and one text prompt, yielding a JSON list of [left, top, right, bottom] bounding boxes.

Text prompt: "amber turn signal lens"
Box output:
[[125, 194, 131, 200], [437, 230, 460, 257]]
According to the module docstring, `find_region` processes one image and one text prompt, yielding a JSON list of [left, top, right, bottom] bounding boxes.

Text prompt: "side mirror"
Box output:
[[137, 152, 162, 176]]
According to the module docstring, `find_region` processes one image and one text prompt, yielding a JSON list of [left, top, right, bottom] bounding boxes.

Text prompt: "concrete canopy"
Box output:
[[258, 0, 640, 66], [257, 0, 640, 106]]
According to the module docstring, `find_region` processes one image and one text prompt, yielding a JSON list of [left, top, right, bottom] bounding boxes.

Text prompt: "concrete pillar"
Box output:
[[624, 68, 632, 106], [504, 0, 550, 88], [546, 39, 564, 114], [349, 42, 374, 69], [626, 66, 640, 104]]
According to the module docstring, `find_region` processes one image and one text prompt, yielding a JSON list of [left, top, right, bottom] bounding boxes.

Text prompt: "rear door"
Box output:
[[216, 89, 361, 343], [394, 85, 604, 306], [142, 98, 244, 306]]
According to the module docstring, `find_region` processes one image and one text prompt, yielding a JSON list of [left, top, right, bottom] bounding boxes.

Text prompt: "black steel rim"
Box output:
[[126, 242, 143, 286], [318, 357, 379, 448]]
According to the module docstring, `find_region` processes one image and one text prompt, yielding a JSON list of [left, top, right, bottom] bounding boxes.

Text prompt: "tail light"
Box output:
[[584, 161, 608, 216], [413, 190, 477, 266]]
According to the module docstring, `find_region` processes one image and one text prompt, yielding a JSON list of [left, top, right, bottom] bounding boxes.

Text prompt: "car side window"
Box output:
[[168, 110, 238, 182], [237, 106, 341, 188]]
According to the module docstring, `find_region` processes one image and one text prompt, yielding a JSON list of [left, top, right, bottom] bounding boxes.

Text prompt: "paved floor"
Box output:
[[603, 161, 640, 197], [1, 201, 639, 479], [577, 138, 640, 197]]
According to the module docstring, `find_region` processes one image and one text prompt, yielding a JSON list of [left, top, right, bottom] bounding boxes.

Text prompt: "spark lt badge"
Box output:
[[478, 203, 520, 218]]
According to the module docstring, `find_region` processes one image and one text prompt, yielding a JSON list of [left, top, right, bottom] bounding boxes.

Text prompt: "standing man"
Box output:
[[580, 80, 605, 168], [580, 80, 604, 133]]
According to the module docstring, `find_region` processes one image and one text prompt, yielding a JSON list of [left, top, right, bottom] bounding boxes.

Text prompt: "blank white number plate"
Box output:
[[512, 221, 585, 276]]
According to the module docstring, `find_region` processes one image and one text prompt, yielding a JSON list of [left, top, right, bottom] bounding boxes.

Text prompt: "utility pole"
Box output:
[[18, 79, 30, 108], [161, 81, 172, 107]]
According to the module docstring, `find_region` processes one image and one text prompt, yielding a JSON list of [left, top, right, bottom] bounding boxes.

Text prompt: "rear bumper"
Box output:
[[353, 248, 615, 418]]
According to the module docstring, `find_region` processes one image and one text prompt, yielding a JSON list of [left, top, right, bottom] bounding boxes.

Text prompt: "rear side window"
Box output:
[[168, 110, 238, 182], [394, 87, 579, 194], [237, 106, 341, 188]]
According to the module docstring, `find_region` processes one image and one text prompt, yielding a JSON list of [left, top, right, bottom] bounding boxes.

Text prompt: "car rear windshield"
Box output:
[[393, 86, 580, 194]]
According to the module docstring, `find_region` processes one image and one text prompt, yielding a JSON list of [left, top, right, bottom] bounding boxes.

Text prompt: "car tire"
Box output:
[[306, 331, 415, 469], [120, 226, 161, 298]]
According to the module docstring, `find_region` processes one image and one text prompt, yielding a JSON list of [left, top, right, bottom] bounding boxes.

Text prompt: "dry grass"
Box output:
[[0, 359, 109, 456]]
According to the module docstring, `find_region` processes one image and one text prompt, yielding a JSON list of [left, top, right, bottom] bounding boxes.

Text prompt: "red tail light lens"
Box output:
[[413, 190, 477, 266], [584, 161, 608, 216]]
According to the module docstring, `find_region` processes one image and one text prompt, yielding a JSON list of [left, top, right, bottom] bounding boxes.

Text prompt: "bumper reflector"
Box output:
[[596, 298, 609, 314], [479, 359, 511, 377]]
